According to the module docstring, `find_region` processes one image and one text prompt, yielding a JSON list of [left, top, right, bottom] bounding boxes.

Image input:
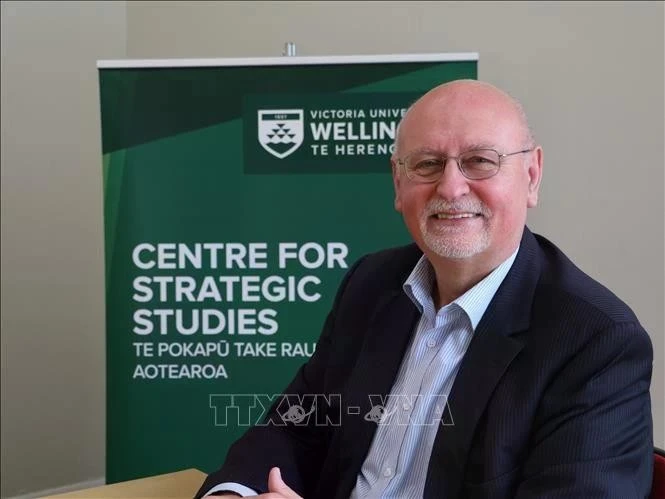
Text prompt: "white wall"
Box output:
[[1, 1, 126, 497], [1, 1, 662, 497]]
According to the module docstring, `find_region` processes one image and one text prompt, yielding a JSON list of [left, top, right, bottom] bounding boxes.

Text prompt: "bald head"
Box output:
[[393, 80, 534, 158]]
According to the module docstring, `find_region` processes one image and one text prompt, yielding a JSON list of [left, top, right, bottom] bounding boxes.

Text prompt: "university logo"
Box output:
[[257, 109, 304, 159]]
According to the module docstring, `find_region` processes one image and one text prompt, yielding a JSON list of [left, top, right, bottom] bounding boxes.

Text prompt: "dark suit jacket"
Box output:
[[196, 228, 653, 498]]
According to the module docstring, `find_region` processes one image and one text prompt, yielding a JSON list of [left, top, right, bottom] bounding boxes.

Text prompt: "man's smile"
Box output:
[[433, 212, 481, 220]]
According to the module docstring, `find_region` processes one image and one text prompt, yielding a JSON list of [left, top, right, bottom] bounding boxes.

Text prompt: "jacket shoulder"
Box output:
[[347, 243, 423, 292], [533, 233, 640, 326]]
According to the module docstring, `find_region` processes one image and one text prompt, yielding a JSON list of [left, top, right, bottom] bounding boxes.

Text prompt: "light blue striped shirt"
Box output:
[[349, 249, 518, 499], [208, 249, 517, 498]]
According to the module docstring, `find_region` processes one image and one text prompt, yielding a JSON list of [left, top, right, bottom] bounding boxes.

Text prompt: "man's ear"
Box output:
[[391, 159, 402, 212], [526, 146, 543, 208]]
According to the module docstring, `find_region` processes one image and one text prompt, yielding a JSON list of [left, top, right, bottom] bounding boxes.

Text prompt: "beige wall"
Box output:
[[1, 1, 663, 497], [1, 1, 126, 497]]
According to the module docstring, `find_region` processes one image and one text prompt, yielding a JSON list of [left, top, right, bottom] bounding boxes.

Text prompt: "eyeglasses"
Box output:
[[397, 148, 534, 183]]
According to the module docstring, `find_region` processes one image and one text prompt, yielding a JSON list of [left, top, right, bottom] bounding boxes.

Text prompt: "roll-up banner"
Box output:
[[97, 53, 478, 482]]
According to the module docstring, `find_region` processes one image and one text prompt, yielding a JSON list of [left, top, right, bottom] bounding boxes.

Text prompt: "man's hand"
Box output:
[[209, 467, 302, 498], [260, 467, 302, 498]]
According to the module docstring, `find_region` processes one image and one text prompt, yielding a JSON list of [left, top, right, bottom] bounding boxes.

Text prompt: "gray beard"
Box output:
[[421, 225, 491, 259], [419, 198, 491, 258]]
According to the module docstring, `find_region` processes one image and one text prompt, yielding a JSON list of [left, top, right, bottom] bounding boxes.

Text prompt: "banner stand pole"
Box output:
[[282, 42, 297, 57]]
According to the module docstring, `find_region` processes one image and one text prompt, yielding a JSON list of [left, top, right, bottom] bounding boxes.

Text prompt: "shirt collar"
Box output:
[[403, 247, 519, 331]]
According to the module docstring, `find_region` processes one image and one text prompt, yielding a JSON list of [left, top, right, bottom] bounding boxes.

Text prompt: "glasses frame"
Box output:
[[397, 147, 534, 183]]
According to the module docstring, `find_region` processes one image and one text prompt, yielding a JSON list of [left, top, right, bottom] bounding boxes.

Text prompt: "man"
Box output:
[[196, 80, 653, 498]]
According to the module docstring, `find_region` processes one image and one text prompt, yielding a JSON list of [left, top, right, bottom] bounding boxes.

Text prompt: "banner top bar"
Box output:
[[97, 52, 478, 69]]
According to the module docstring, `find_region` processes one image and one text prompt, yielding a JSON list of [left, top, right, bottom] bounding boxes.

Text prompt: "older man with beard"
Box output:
[[196, 80, 654, 499]]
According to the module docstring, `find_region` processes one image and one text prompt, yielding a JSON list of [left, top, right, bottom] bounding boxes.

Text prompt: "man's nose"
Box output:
[[434, 158, 471, 200]]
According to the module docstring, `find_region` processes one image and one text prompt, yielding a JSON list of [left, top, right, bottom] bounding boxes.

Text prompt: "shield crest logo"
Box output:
[[258, 109, 304, 159]]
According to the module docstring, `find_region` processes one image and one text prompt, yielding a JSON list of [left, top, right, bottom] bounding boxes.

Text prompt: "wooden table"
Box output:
[[42, 469, 207, 499]]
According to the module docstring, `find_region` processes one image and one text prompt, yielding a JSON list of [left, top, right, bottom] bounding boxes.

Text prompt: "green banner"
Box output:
[[98, 54, 477, 483]]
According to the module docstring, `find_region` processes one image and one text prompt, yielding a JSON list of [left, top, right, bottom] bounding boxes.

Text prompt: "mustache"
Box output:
[[424, 198, 491, 217]]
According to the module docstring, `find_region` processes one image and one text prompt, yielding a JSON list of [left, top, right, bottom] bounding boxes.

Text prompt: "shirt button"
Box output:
[[427, 339, 436, 348], [402, 402, 411, 411], [383, 467, 393, 477]]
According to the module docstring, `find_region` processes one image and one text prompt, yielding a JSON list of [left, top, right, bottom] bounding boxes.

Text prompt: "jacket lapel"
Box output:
[[424, 228, 542, 498], [335, 290, 420, 498]]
